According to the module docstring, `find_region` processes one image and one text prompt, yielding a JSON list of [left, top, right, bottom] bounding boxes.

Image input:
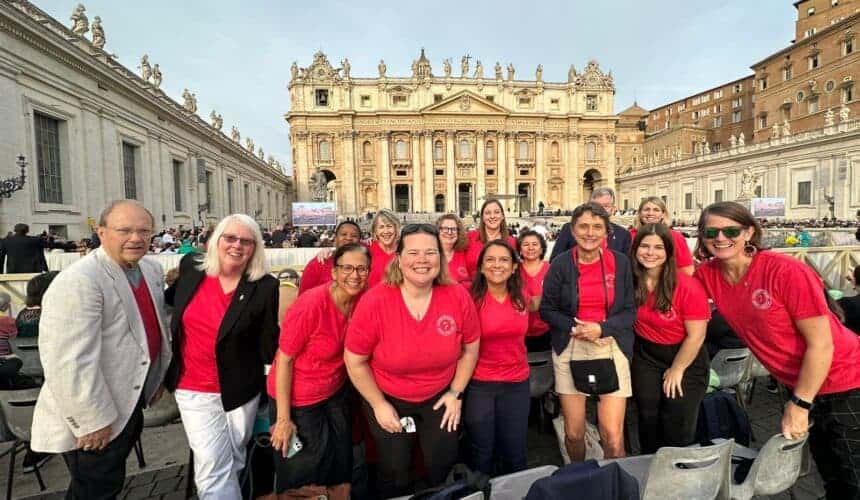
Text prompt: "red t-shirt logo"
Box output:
[[436, 315, 457, 336], [751, 289, 773, 310], [658, 307, 677, 322], [457, 266, 468, 277]]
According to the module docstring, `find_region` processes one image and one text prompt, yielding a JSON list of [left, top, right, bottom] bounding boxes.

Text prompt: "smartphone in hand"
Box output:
[[287, 433, 303, 458]]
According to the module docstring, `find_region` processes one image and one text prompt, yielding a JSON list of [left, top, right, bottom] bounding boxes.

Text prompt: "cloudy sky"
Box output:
[[37, 0, 797, 174]]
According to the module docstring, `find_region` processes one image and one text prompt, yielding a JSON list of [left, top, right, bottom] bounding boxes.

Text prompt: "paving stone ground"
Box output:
[[7, 380, 825, 499]]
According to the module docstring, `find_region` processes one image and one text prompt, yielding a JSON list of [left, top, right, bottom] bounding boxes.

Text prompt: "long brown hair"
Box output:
[[478, 199, 510, 244], [470, 240, 527, 312], [695, 201, 763, 260], [630, 223, 677, 312]]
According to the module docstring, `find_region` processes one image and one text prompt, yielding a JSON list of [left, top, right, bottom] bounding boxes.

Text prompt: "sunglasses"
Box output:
[[702, 226, 744, 239], [401, 223, 438, 236]]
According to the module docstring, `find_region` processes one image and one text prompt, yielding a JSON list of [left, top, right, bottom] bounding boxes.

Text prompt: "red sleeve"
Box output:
[[298, 258, 322, 295], [345, 291, 380, 355], [677, 276, 711, 321], [457, 287, 481, 344], [278, 295, 315, 357], [775, 259, 831, 321], [672, 230, 694, 268]]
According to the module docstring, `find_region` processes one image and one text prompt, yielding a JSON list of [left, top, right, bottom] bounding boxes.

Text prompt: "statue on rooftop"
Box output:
[[70, 4, 89, 36], [151, 64, 162, 88], [90, 16, 105, 49], [378, 59, 386, 78], [494, 62, 502, 80], [181, 89, 197, 113], [139, 55, 152, 82], [507, 63, 515, 81], [230, 126, 240, 142], [209, 110, 223, 131]]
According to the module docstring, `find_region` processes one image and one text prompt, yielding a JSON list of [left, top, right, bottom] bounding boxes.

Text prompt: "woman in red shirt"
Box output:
[[297, 221, 361, 295], [268, 243, 370, 496], [464, 240, 535, 474], [630, 223, 710, 453], [466, 199, 516, 277], [437, 214, 471, 287], [518, 229, 551, 351], [367, 209, 400, 288], [630, 196, 695, 276], [345, 224, 480, 498], [694, 201, 860, 498]]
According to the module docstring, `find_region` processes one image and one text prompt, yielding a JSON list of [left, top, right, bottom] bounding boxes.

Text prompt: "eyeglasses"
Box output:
[[335, 264, 370, 276], [220, 234, 256, 247], [702, 226, 744, 239], [108, 227, 153, 239], [438, 226, 458, 234]]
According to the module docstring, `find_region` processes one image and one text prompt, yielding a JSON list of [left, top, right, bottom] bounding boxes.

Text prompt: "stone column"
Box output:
[[411, 132, 422, 212], [379, 132, 392, 209], [566, 132, 579, 207], [340, 131, 357, 215], [605, 132, 617, 193], [445, 130, 456, 212], [506, 132, 517, 213], [424, 132, 435, 211], [476, 131, 486, 208], [295, 131, 311, 201], [497, 132, 507, 206], [535, 133, 545, 211]]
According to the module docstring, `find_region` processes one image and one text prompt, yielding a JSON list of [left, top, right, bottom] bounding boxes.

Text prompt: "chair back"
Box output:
[[746, 433, 808, 496], [527, 351, 554, 398], [746, 355, 770, 379], [710, 348, 752, 389], [642, 439, 733, 500], [0, 388, 40, 442], [12, 337, 43, 378], [489, 465, 558, 500]]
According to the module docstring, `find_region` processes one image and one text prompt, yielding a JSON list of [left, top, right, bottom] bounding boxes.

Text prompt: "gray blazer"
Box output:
[[31, 248, 172, 453]]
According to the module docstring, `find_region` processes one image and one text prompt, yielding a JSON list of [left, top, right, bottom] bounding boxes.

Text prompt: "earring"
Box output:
[[743, 241, 757, 257]]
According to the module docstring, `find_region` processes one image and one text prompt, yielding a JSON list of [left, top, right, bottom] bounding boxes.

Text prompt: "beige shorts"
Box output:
[[552, 337, 632, 398]]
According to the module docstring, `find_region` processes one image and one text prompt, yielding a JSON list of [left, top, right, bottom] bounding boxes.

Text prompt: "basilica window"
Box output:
[[586, 95, 598, 111], [586, 142, 597, 161], [808, 54, 820, 70], [434, 94, 443, 103], [394, 139, 408, 160], [434, 140, 444, 162], [360, 95, 371, 107], [843, 84, 854, 103], [319, 139, 331, 161], [518, 96, 532, 107], [518, 141, 529, 160], [843, 38, 854, 56], [315, 89, 329, 107], [459, 139, 472, 159], [362, 141, 373, 161], [392, 94, 408, 106], [550, 98, 560, 110], [485, 140, 496, 161], [33, 112, 65, 204], [550, 141, 560, 161]]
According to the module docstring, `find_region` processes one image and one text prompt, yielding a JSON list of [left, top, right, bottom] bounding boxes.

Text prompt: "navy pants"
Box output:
[[463, 379, 529, 475]]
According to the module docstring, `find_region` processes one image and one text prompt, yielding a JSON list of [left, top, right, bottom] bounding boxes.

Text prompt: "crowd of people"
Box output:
[[2, 192, 859, 499]]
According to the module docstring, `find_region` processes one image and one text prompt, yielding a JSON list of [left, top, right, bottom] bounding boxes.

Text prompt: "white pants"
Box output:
[[175, 389, 259, 500]]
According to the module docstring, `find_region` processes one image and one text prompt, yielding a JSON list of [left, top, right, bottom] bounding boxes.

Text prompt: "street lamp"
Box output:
[[0, 154, 28, 199]]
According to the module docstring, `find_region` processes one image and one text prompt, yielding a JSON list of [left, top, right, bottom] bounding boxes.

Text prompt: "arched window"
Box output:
[[518, 141, 529, 160], [362, 141, 372, 161], [550, 141, 560, 161], [434, 140, 444, 161], [459, 139, 471, 159], [485, 140, 496, 161], [586, 141, 597, 161], [319, 139, 331, 161], [435, 194, 445, 212], [395, 140, 408, 160]]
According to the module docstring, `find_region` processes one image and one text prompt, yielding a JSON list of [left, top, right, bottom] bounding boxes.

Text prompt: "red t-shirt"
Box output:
[[465, 230, 517, 279], [178, 276, 234, 393], [130, 278, 162, 362], [630, 228, 694, 269], [345, 283, 481, 402], [368, 241, 396, 288], [266, 285, 348, 407], [473, 292, 529, 382], [573, 248, 616, 322], [520, 262, 550, 337], [634, 273, 711, 345], [446, 250, 471, 287], [695, 251, 860, 394], [298, 256, 334, 295]]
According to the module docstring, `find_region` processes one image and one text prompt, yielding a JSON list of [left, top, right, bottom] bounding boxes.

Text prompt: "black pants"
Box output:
[[270, 385, 352, 492], [809, 388, 860, 499], [463, 379, 529, 475], [364, 390, 459, 498], [631, 336, 709, 454], [62, 398, 144, 500]]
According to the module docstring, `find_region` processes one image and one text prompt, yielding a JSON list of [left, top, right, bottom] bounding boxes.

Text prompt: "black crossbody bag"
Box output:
[[569, 250, 619, 395]]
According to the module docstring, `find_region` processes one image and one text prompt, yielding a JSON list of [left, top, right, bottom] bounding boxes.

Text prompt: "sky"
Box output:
[[36, 0, 797, 175]]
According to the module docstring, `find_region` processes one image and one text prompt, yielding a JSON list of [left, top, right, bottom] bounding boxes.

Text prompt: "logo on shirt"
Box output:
[[658, 307, 677, 322], [436, 315, 457, 336], [457, 266, 468, 277], [751, 289, 773, 310]]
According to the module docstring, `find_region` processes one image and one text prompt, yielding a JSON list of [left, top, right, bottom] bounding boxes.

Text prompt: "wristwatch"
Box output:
[[788, 393, 814, 410], [448, 389, 463, 400]]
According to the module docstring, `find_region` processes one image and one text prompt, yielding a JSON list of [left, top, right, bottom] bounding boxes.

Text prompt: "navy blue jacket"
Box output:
[[549, 222, 631, 263], [539, 248, 636, 359]]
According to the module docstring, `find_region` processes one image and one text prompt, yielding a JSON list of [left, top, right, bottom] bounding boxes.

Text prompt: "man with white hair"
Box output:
[[31, 200, 172, 498]]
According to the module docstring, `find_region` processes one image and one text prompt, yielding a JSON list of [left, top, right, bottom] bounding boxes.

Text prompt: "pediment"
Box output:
[[421, 91, 509, 114]]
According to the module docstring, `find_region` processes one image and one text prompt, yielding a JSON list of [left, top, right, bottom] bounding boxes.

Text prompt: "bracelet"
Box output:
[[788, 393, 814, 410]]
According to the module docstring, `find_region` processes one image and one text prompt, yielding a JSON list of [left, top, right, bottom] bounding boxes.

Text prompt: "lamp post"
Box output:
[[0, 155, 28, 199]]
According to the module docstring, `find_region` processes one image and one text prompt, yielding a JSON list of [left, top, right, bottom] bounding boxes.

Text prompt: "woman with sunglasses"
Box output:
[[694, 201, 860, 498], [345, 224, 480, 498], [630, 223, 710, 453], [466, 199, 517, 278], [165, 214, 279, 498], [631, 196, 695, 276], [465, 240, 536, 475], [437, 214, 471, 287], [298, 221, 362, 295], [268, 243, 370, 497], [540, 203, 636, 462], [518, 229, 551, 349]]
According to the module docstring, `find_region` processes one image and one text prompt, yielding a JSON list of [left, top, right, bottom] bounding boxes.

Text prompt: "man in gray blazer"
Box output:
[[31, 200, 172, 499]]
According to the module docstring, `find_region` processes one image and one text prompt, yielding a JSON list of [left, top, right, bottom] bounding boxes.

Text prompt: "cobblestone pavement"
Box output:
[[8, 380, 825, 499]]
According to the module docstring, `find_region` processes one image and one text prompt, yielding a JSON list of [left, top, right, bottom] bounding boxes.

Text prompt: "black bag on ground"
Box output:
[[695, 390, 752, 447], [569, 358, 619, 395], [409, 464, 490, 500]]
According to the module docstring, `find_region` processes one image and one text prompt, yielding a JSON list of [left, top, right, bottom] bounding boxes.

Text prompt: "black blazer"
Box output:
[[164, 253, 280, 411], [549, 222, 631, 263], [0, 235, 48, 273], [539, 248, 636, 359]]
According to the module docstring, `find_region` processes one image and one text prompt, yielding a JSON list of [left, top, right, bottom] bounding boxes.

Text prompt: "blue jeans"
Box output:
[[463, 379, 529, 475]]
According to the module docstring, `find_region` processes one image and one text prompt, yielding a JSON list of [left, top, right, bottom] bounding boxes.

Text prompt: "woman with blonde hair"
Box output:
[[165, 214, 279, 499], [631, 196, 695, 276], [367, 209, 401, 287], [437, 213, 471, 287]]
